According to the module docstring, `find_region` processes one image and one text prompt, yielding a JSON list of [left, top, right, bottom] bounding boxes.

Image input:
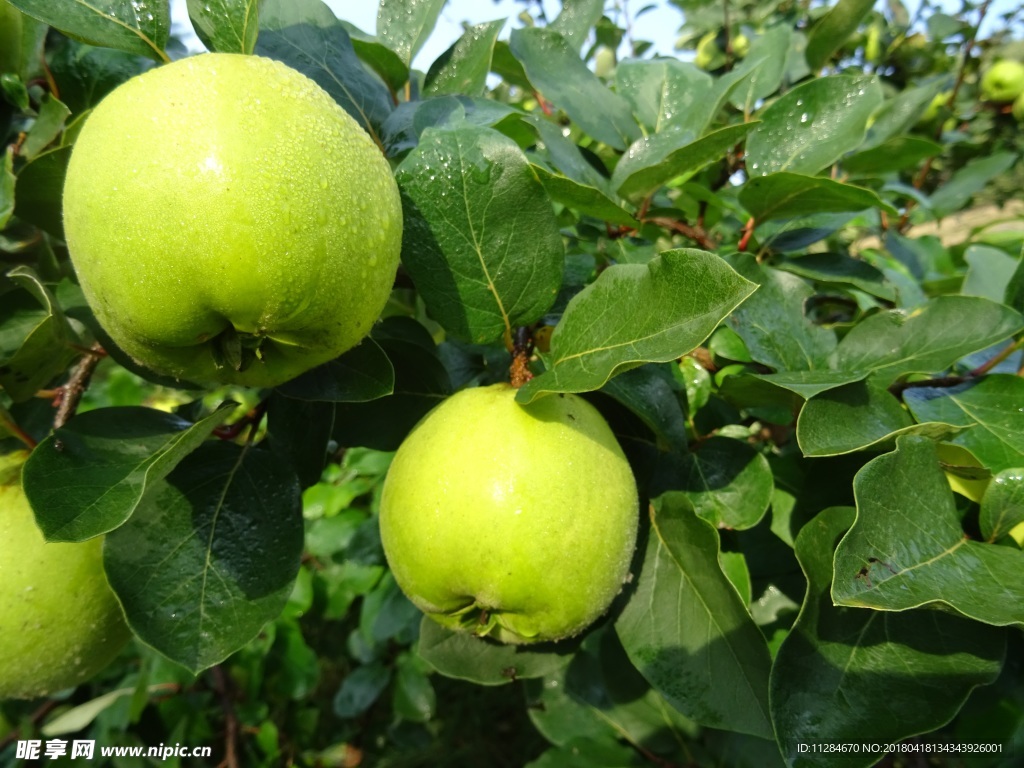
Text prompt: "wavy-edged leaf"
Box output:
[[740, 172, 896, 222], [9, 0, 170, 62], [509, 27, 640, 151], [833, 297, 1024, 384], [396, 123, 564, 344], [22, 404, 236, 541], [518, 250, 756, 403], [104, 441, 303, 673], [257, 0, 393, 144], [424, 19, 503, 97], [832, 435, 1024, 627], [186, 0, 258, 54], [616, 493, 773, 738], [746, 75, 882, 176], [772, 506, 1005, 768], [904, 375, 1024, 472]]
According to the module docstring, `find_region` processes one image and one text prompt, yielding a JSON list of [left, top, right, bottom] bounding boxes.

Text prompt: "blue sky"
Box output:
[[169, 0, 1018, 69]]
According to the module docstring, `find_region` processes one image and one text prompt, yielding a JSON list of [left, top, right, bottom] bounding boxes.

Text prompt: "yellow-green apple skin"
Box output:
[[980, 59, 1024, 103], [63, 53, 403, 387], [379, 384, 639, 644], [0, 452, 131, 699]]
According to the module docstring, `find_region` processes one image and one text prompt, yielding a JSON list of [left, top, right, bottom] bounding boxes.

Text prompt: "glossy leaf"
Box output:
[[518, 249, 756, 402], [929, 153, 1017, 218], [424, 19, 503, 97], [600, 365, 688, 452], [257, 0, 393, 144], [904, 375, 1024, 472], [805, 0, 875, 70], [509, 27, 640, 151], [797, 379, 962, 457], [981, 469, 1024, 543], [726, 255, 836, 372], [842, 136, 943, 177], [0, 147, 13, 229], [376, 0, 446, 66], [531, 164, 637, 228], [417, 618, 575, 685], [616, 494, 774, 738], [186, 0, 258, 54], [274, 338, 394, 402], [962, 245, 1020, 303], [776, 252, 896, 302], [22, 404, 236, 541], [105, 442, 303, 673], [613, 123, 755, 201], [396, 123, 564, 344], [615, 58, 715, 135], [728, 25, 792, 114], [772, 506, 1005, 767], [832, 297, 1024, 384], [9, 0, 170, 62], [746, 75, 882, 176], [739, 172, 896, 222], [833, 436, 1024, 627], [549, 0, 604, 52], [12, 145, 72, 237], [862, 80, 948, 148], [340, 21, 408, 92]]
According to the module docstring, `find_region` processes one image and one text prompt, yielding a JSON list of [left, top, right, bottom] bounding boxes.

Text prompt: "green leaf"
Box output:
[[776, 252, 896, 302], [186, 0, 258, 54], [526, 738, 643, 768], [728, 25, 792, 114], [981, 469, 1024, 543], [600, 365, 687, 452], [104, 442, 304, 673], [796, 379, 962, 457], [771, 506, 1005, 767], [616, 494, 773, 738], [929, 153, 1018, 218], [549, 0, 604, 51], [518, 250, 756, 402], [833, 435, 1024, 627], [612, 122, 755, 201], [614, 58, 715, 135], [805, 0, 875, 70], [340, 21, 408, 92], [0, 267, 80, 402], [842, 136, 943, 177], [12, 145, 72, 238], [8, 0, 170, 62], [725, 254, 836, 372], [417, 618, 575, 685], [423, 19, 503, 98], [22, 404, 236, 541], [41, 687, 140, 736], [20, 95, 70, 160], [904, 375, 1024, 472], [746, 75, 882, 176], [657, 437, 774, 530], [333, 662, 391, 718], [832, 297, 1024, 384], [396, 123, 564, 344], [266, 394, 334, 489], [0, 147, 13, 229], [509, 27, 640, 151], [257, 0, 393, 144], [739, 370, 869, 401], [530, 164, 636, 228], [962, 245, 1019, 303], [739, 172, 897, 222], [376, 0, 445, 66], [862, 80, 949, 148], [274, 338, 394, 402]]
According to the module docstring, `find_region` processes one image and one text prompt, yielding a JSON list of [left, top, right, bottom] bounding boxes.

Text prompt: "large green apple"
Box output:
[[0, 452, 131, 699], [980, 59, 1024, 103], [63, 53, 403, 387], [379, 384, 639, 644]]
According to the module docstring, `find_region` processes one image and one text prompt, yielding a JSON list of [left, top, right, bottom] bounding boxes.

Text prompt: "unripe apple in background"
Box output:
[[695, 32, 725, 70], [63, 53, 403, 388], [980, 59, 1024, 102], [379, 384, 639, 644], [0, 452, 131, 699]]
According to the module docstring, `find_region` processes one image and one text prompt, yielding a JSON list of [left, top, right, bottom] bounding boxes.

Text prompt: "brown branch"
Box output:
[[54, 343, 105, 429], [0, 700, 59, 752], [889, 339, 1022, 398], [211, 665, 239, 768], [644, 216, 718, 250], [213, 399, 269, 442]]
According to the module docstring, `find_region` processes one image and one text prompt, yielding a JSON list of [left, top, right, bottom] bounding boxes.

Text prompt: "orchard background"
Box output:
[[2, 0, 1024, 765]]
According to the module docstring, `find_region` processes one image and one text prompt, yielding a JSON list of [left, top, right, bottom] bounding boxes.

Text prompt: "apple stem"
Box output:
[[509, 326, 534, 389], [53, 342, 105, 429]]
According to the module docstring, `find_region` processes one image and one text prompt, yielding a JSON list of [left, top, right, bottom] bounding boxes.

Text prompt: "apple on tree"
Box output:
[[980, 59, 1024, 103], [379, 384, 639, 645], [0, 452, 130, 700], [62, 53, 403, 388]]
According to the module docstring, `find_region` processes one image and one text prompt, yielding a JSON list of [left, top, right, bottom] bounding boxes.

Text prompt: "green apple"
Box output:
[[379, 384, 639, 644], [732, 33, 750, 59], [980, 59, 1024, 103], [0, 452, 131, 699], [63, 53, 403, 388], [695, 32, 724, 71]]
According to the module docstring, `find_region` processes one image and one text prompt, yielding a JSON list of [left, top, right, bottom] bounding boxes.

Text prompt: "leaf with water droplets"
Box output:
[[104, 441, 304, 673], [980, 469, 1024, 543], [615, 58, 715, 135], [395, 123, 564, 345], [8, 0, 170, 61], [376, 0, 446, 66], [186, 0, 258, 55], [423, 19, 504, 98], [745, 75, 882, 177]]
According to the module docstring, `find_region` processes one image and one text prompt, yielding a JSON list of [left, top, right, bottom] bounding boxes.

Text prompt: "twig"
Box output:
[[54, 343, 105, 429], [0, 700, 59, 752], [211, 666, 239, 768], [644, 216, 718, 250], [889, 338, 1023, 398], [213, 400, 269, 442]]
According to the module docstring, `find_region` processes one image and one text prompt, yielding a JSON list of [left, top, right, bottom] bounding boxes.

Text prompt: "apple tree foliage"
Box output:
[[1, 0, 1024, 765]]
